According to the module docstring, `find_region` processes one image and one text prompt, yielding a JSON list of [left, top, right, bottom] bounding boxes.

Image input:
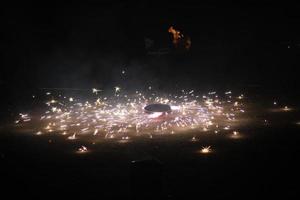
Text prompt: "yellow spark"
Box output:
[[201, 146, 211, 154]]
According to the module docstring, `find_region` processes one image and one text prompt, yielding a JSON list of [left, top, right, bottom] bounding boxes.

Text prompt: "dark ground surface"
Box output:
[[0, 89, 300, 199]]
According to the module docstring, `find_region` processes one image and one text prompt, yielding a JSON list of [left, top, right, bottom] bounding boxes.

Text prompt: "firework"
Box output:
[[15, 89, 245, 144]]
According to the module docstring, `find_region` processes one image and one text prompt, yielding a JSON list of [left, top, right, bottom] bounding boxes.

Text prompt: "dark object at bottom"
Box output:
[[144, 104, 172, 113], [130, 158, 164, 200]]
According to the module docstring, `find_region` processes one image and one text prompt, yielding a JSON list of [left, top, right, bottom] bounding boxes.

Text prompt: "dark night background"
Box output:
[[2, 1, 300, 92], [1, 1, 300, 199]]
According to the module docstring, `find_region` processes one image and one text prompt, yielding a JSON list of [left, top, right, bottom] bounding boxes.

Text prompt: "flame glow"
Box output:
[[168, 26, 191, 50]]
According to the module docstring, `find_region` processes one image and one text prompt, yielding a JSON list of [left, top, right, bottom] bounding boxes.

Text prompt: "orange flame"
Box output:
[[168, 26, 191, 50], [168, 26, 183, 47]]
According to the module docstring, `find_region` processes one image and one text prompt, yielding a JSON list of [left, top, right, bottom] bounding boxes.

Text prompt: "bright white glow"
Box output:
[[148, 112, 164, 119], [115, 86, 121, 92]]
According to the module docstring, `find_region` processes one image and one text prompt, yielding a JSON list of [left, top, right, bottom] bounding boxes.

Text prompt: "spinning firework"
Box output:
[[15, 89, 245, 141]]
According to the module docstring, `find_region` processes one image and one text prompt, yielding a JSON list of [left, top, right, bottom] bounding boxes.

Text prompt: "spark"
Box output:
[[114, 86, 121, 93], [36, 131, 42, 135], [50, 99, 56, 104], [18, 113, 31, 122], [119, 136, 130, 143], [283, 106, 291, 111], [93, 129, 98, 136], [92, 88, 101, 95], [77, 146, 88, 153], [190, 136, 198, 142], [148, 112, 164, 119], [230, 130, 242, 139], [201, 146, 211, 154]]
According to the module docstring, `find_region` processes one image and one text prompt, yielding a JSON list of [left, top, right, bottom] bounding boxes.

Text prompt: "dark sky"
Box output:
[[2, 1, 300, 93]]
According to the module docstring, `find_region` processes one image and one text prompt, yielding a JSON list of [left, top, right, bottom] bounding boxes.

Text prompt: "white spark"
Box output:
[[201, 146, 211, 154], [92, 88, 101, 95], [115, 86, 121, 93], [77, 146, 88, 153]]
